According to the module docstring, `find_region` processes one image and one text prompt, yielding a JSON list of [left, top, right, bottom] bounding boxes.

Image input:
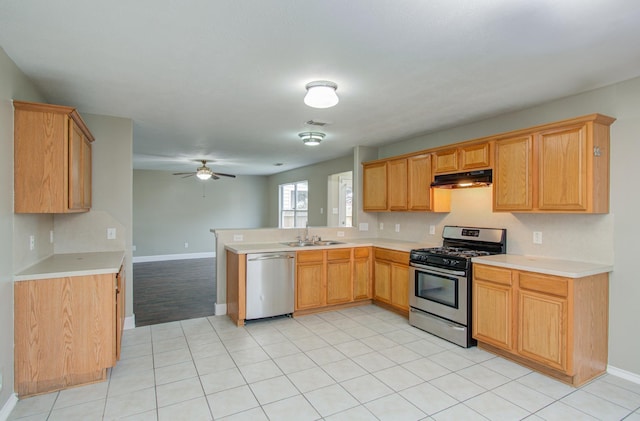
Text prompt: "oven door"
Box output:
[[408, 263, 468, 325]]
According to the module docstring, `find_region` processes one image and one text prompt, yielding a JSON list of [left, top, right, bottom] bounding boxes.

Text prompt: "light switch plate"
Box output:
[[429, 225, 436, 235], [29, 235, 34, 250], [395, 224, 400, 232], [337, 231, 345, 237], [233, 234, 244, 241], [358, 223, 369, 231]]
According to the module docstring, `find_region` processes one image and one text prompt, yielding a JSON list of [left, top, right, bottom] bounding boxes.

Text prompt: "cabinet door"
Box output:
[[390, 263, 409, 310], [494, 135, 533, 211], [460, 142, 491, 170], [353, 248, 372, 300], [472, 279, 514, 351], [296, 262, 325, 310], [327, 259, 352, 304], [82, 137, 92, 208], [407, 154, 432, 211], [363, 162, 387, 211], [538, 124, 588, 211], [374, 260, 392, 303], [433, 148, 458, 174], [518, 289, 568, 371], [68, 120, 92, 211], [387, 158, 407, 210]]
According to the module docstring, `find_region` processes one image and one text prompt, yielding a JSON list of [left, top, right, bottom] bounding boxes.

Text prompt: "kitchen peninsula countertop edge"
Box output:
[[14, 251, 125, 281], [225, 238, 438, 254]]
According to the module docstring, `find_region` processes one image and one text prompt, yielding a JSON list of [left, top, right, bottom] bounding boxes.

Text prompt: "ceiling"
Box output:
[[2, 1, 640, 176]]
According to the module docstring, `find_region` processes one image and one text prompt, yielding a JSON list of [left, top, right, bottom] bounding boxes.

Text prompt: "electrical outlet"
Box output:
[[29, 235, 35, 250], [533, 231, 543, 244], [107, 228, 117, 240], [132, 245, 137, 251], [233, 234, 243, 241], [429, 225, 436, 235], [337, 231, 345, 237], [358, 223, 368, 231], [395, 224, 400, 233], [50, 230, 54, 243], [320, 207, 324, 214], [379, 222, 384, 230], [184, 242, 189, 248], [0, 368, 3, 393]]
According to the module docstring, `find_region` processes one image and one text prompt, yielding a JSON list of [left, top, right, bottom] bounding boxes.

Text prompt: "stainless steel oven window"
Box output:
[[414, 270, 459, 309]]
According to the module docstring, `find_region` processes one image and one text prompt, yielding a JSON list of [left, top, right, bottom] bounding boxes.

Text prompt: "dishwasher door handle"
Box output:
[[248, 254, 295, 261]]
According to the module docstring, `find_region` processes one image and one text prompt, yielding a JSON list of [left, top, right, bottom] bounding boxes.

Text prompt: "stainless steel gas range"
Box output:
[[408, 226, 506, 348]]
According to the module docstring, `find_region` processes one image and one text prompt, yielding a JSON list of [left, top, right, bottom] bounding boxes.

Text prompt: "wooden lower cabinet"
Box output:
[[295, 247, 372, 313], [472, 263, 608, 386], [296, 250, 326, 310], [14, 266, 124, 397], [353, 247, 373, 300], [373, 248, 410, 314]]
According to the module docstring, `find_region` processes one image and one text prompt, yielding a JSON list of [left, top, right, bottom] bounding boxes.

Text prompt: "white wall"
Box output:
[[374, 77, 640, 377], [133, 170, 269, 257], [0, 47, 47, 412]]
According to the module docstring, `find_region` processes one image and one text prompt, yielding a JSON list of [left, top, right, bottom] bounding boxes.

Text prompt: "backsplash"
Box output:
[[377, 187, 613, 264]]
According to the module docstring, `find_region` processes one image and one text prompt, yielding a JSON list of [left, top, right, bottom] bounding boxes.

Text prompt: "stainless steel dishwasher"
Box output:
[[245, 252, 295, 320]]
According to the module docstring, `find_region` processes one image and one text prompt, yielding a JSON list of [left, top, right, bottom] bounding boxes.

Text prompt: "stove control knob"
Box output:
[[442, 258, 450, 266]]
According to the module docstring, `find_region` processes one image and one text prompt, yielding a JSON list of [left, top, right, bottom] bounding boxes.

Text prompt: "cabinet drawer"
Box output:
[[327, 249, 352, 261], [473, 264, 512, 286], [297, 250, 324, 263], [354, 247, 370, 259], [519, 272, 569, 297], [374, 248, 409, 265]]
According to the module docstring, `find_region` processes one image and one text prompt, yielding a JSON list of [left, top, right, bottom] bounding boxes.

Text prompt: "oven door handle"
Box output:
[[410, 263, 466, 277]]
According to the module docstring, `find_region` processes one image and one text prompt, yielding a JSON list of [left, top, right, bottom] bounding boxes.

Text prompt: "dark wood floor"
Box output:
[[133, 258, 217, 327]]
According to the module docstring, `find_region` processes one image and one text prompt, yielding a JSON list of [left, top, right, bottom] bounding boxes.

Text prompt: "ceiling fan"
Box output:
[[172, 160, 236, 180]]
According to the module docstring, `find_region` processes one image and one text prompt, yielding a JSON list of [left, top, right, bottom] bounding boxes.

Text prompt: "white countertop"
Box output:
[[225, 238, 439, 254], [14, 251, 125, 281], [472, 254, 613, 278]]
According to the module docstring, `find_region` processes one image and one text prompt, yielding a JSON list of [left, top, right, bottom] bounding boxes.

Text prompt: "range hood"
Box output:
[[431, 169, 492, 189]]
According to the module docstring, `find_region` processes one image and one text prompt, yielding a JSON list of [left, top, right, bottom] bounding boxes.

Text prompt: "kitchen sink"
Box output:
[[281, 240, 345, 247]]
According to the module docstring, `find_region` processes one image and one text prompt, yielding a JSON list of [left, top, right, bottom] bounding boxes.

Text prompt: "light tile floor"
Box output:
[[8, 305, 640, 421]]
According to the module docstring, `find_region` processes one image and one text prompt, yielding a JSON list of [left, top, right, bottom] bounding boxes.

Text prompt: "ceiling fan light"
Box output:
[[304, 81, 339, 108], [196, 167, 213, 180], [298, 131, 325, 146]]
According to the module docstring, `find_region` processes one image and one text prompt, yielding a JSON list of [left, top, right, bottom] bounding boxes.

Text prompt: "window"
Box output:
[[279, 181, 308, 228]]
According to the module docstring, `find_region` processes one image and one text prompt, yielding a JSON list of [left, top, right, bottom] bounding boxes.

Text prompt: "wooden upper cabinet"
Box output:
[[493, 114, 615, 213], [537, 124, 588, 211], [363, 161, 387, 211], [14, 100, 95, 213], [387, 158, 408, 210], [407, 154, 431, 211], [434, 142, 491, 174], [363, 153, 450, 213], [494, 135, 533, 211], [433, 148, 459, 174]]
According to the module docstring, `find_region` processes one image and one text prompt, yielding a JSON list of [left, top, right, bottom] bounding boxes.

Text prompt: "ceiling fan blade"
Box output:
[[181, 173, 195, 178], [212, 174, 220, 180], [172, 172, 195, 175], [212, 172, 236, 178]]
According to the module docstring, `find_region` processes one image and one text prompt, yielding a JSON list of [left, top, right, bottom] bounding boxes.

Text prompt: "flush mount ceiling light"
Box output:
[[304, 81, 339, 108], [298, 131, 325, 146]]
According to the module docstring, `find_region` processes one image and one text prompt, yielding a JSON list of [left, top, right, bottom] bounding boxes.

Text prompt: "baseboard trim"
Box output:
[[607, 365, 640, 384], [215, 303, 227, 316], [0, 393, 18, 421], [124, 315, 136, 330], [133, 252, 215, 263]]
